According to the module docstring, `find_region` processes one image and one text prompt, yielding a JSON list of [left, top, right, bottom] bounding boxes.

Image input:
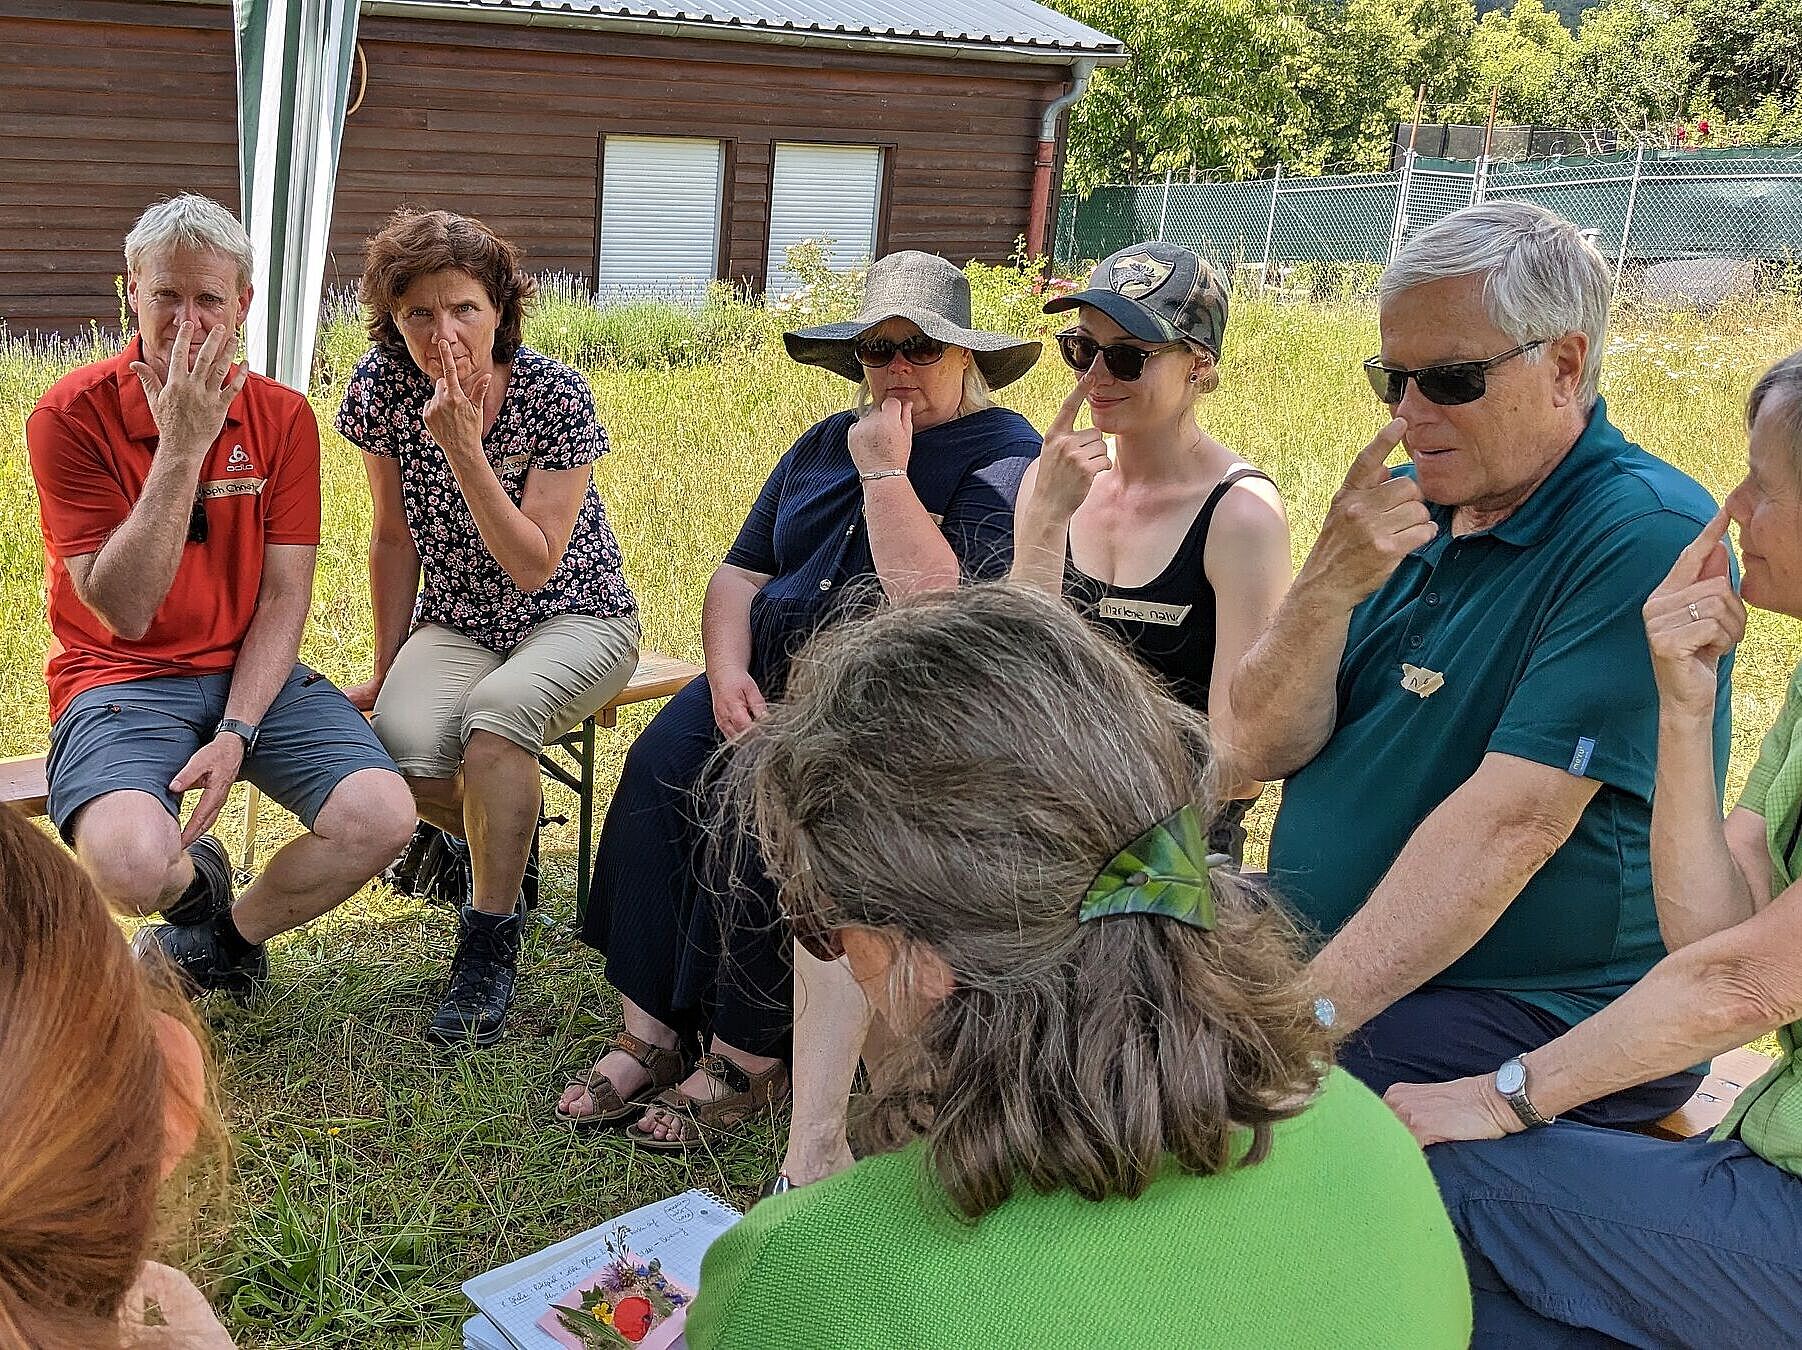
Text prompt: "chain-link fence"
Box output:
[[1055, 147, 1802, 296]]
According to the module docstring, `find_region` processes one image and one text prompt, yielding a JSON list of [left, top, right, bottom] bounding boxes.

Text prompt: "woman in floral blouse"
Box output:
[[336, 209, 639, 1049]]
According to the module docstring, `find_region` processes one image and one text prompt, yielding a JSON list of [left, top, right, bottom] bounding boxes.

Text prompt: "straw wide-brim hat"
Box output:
[[783, 250, 1042, 389]]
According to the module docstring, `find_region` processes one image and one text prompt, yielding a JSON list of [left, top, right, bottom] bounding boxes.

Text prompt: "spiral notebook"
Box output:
[[461, 1188, 742, 1350]]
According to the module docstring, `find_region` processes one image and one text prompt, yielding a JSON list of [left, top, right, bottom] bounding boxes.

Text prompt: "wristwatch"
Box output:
[[217, 718, 260, 756], [1494, 1056, 1556, 1129]]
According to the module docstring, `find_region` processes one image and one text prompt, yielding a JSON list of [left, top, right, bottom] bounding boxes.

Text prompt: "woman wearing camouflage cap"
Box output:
[[1016, 241, 1292, 861], [764, 245, 1292, 1201]]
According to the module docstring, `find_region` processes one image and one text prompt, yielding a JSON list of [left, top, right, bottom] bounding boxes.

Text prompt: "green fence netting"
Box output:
[[1055, 147, 1802, 277]]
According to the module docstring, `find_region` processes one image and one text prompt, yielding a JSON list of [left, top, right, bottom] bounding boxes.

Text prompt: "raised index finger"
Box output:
[[1048, 366, 1099, 438], [437, 340, 466, 399], [1344, 417, 1408, 490], [1667, 506, 1732, 587]]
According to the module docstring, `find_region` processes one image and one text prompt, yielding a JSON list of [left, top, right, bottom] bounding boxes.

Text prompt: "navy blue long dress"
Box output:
[[582, 406, 1040, 1056]]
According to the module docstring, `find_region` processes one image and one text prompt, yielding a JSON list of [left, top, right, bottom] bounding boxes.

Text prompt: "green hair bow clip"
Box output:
[[1080, 802, 1220, 931]]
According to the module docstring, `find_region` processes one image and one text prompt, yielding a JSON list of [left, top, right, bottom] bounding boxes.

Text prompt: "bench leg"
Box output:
[[239, 783, 262, 881], [574, 716, 597, 924]]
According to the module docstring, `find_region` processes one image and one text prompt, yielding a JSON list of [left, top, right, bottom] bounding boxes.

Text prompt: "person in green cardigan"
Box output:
[[682, 583, 1471, 1350], [1389, 350, 1802, 1346]]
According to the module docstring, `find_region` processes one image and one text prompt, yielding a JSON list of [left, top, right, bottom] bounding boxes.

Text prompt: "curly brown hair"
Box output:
[[721, 583, 1334, 1222], [357, 208, 537, 364]]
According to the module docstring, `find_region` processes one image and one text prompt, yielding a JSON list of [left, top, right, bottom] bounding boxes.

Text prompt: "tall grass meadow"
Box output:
[[2, 264, 1801, 1346]]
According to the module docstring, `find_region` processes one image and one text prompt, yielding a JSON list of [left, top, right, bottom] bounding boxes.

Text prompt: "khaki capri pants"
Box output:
[[371, 614, 641, 777]]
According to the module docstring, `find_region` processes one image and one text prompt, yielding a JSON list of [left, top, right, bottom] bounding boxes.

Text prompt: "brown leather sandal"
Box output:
[[630, 1053, 792, 1152], [555, 1031, 686, 1129]]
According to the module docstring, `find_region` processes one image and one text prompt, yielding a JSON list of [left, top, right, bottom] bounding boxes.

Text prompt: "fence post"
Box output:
[[1471, 154, 1488, 206], [1613, 144, 1646, 298], [1388, 149, 1415, 264], [1259, 163, 1282, 294], [1157, 169, 1174, 242]]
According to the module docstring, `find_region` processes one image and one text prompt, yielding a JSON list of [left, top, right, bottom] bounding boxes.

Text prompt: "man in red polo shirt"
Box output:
[[27, 194, 415, 996]]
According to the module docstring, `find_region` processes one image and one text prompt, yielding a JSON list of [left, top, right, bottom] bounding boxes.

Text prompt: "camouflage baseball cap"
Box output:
[[1043, 242, 1229, 357]]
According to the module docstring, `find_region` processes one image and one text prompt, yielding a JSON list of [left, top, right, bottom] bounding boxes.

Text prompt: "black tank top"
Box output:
[[1062, 466, 1274, 712]]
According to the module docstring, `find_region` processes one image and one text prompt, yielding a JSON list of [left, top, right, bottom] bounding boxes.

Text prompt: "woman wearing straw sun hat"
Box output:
[[555, 251, 1042, 1151]]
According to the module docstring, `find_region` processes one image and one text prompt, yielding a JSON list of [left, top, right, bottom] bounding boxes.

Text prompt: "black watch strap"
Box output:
[[218, 718, 259, 754]]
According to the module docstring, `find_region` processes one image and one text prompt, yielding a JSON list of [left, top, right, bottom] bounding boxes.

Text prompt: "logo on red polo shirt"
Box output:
[[226, 445, 254, 472]]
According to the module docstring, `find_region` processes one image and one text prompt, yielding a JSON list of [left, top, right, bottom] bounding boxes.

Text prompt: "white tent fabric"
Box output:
[[233, 0, 361, 391]]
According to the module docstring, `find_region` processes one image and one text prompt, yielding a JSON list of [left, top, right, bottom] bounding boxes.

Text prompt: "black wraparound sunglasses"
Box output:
[[853, 334, 947, 368], [187, 491, 208, 544], [1363, 341, 1545, 407], [1057, 331, 1192, 382]]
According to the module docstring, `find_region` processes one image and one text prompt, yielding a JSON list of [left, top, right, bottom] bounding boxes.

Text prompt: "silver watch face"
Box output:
[[1313, 996, 1336, 1029], [1496, 1059, 1527, 1095]]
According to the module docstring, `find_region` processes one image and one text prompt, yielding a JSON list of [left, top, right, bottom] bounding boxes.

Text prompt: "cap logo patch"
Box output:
[[1112, 252, 1173, 299]]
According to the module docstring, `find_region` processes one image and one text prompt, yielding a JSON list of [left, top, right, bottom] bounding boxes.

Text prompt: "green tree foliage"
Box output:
[[1294, 0, 1479, 170], [1049, 0, 1799, 187], [1470, 0, 1577, 125], [1558, 0, 1698, 129], [1684, 0, 1802, 115], [1058, 0, 1314, 189]]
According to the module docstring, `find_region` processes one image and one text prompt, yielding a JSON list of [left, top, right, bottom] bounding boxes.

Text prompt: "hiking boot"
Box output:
[[160, 834, 235, 928], [132, 910, 268, 1000], [383, 822, 437, 897], [425, 905, 522, 1048]]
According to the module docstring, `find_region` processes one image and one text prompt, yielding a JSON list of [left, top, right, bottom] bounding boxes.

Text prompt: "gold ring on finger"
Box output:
[[1688, 602, 1702, 623]]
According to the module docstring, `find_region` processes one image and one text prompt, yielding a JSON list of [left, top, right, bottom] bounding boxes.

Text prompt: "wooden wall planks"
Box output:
[[0, 2, 1068, 334]]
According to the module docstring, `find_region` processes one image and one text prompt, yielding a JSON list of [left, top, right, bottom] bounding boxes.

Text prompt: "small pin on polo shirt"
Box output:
[[1400, 663, 1445, 698]]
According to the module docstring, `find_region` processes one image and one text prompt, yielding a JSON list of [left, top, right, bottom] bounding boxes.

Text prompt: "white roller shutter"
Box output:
[[597, 136, 722, 302], [765, 143, 884, 297]]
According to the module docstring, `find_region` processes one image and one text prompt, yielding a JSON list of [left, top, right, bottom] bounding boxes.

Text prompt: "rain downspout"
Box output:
[[1026, 58, 1096, 260]]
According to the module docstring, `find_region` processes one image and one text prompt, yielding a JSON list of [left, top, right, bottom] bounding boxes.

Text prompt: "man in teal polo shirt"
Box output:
[[1232, 201, 1731, 1129]]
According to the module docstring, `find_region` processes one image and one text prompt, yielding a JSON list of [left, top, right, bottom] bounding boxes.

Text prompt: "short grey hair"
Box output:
[[1749, 350, 1802, 481], [1380, 201, 1611, 406], [124, 194, 255, 292]]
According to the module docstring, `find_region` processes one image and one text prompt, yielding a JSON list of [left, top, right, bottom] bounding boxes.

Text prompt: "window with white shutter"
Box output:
[[596, 135, 723, 302], [765, 143, 884, 297]]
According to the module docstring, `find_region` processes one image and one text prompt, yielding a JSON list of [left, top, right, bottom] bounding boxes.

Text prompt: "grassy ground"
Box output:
[[3, 285, 1801, 1347]]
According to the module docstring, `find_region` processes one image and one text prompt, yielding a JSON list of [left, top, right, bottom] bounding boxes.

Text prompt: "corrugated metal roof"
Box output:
[[372, 0, 1123, 56]]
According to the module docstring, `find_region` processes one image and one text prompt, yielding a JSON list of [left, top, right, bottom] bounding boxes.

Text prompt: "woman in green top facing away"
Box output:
[[1392, 350, 1802, 1347], [683, 584, 1470, 1350]]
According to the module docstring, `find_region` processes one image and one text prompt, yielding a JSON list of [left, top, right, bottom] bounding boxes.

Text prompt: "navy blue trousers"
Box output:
[[1429, 1123, 1802, 1348], [1340, 986, 1700, 1130], [582, 677, 792, 1058]]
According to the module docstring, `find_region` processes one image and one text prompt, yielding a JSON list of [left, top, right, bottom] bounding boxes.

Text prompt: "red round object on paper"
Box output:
[[613, 1295, 654, 1342]]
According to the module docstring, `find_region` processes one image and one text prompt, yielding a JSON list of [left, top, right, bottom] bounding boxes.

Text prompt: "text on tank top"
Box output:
[[1063, 465, 1275, 712]]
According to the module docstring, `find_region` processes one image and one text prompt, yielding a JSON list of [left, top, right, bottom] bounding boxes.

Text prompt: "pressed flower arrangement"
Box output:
[[539, 1229, 693, 1350]]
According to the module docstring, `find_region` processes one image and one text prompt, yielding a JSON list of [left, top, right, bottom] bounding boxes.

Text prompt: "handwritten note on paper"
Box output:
[[462, 1190, 741, 1350]]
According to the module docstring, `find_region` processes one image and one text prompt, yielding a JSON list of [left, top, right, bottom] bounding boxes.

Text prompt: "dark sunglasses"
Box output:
[[187, 492, 208, 544], [853, 334, 947, 368], [1363, 341, 1544, 407], [1056, 331, 1191, 382]]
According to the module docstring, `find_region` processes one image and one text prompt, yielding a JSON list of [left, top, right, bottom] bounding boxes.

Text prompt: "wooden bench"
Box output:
[[1644, 1045, 1777, 1140], [0, 650, 703, 922]]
